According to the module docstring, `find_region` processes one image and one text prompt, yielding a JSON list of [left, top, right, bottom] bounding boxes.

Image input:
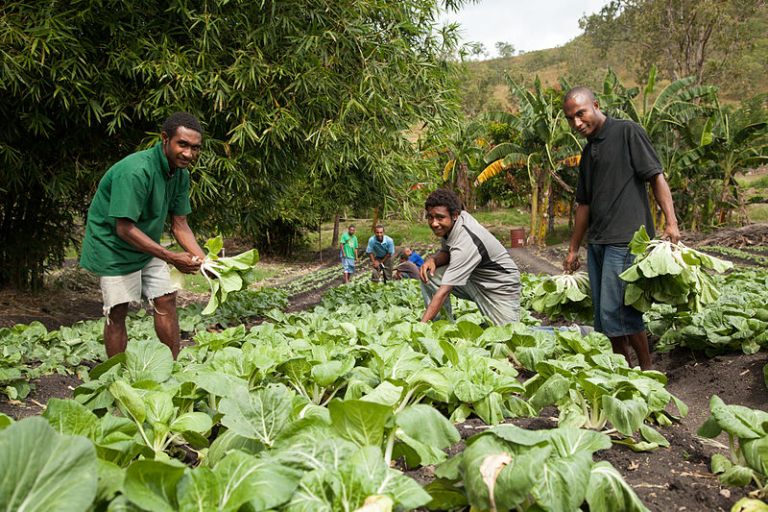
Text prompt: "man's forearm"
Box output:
[[117, 219, 176, 262], [650, 174, 678, 228], [171, 218, 205, 259], [421, 285, 452, 323], [568, 204, 590, 252]]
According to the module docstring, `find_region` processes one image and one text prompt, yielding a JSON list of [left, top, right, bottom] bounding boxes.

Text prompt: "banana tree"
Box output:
[[680, 106, 768, 225], [438, 120, 488, 211], [477, 77, 581, 246]]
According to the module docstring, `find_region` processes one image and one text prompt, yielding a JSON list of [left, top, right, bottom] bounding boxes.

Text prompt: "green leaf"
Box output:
[[123, 460, 186, 512], [171, 412, 213, 434], [529, 373, 571, 410], [545, 428, 612, 458], [639, 424, 670, 448], [709, 395, 768, 439], [42, 397, 99, 438], [711, 453, 732, 474], [586, 461, 650, 512], [204, 235, 224, 258], [743, 437, 768, 477], [110, 380, 147, 426], [216, 450, 301, 511], [0, 417, 98, 512], [532, 451, 593, 512], [176, 467, 219, 512], [124, 339, 174, 383], [329, 399, 391, 448], [719, 464, 754, 487], [219, 384, 294, 446], [602, 396, 648, 436], [146, 391, 175, 428]]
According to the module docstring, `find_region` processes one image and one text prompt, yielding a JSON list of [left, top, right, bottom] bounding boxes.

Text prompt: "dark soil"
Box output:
[[1, 237, 767, 511]]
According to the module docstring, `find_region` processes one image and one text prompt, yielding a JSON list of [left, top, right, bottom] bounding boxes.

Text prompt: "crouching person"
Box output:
[[419, 189, 521, 326], [79, 113, 207, 359]]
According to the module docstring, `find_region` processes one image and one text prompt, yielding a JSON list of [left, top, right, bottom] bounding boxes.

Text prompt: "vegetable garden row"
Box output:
[[1, 246, 768, 511]]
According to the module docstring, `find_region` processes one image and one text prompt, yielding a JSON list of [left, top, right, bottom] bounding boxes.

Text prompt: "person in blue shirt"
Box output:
[[366, 225, 395, 283], [403, 247, 424, 267]]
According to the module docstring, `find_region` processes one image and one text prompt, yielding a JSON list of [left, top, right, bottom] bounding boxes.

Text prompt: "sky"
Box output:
[[443, 0, 612, 57]]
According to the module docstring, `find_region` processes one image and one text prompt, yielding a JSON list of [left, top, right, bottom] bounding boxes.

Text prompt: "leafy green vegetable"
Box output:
[[531, 272, 593, 323], [698, 395, 768, 494], [171, 235, 260, 315], [0, 417, 98, 512], [620, 226, 733, 313]]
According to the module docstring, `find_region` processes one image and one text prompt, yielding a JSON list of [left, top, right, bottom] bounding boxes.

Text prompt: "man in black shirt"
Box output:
[[562, 87, 680, 371]]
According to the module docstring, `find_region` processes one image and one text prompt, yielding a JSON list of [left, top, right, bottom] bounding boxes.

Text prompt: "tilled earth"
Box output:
[[1, 234, 767, 511]]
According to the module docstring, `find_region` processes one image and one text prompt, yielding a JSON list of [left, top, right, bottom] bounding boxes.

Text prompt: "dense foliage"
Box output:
[[0, 0, 471, 288], [1, 278, 693, 510]]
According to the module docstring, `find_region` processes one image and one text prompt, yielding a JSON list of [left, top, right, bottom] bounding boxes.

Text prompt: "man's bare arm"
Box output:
[[649, 174, 680, 243], [116, 218, 201, 274], [563, 203, 589, 273], [420, 284, 453, 323]]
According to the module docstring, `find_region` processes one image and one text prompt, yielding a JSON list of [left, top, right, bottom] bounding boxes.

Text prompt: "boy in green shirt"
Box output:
[[80, 113, 206, 359], [339, 224, 358, 284]]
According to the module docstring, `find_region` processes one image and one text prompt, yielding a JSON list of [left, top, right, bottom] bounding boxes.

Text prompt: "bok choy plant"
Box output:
[[531, 272, 593, 322], [620, 226, 732, 313], [171, 235, 260, 315]]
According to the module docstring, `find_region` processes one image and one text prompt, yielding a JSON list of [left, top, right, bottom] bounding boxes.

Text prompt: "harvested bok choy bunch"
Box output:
[[531, 271, 593, 322], [171, 235, 259, 315], [619, 226, 732, 314]]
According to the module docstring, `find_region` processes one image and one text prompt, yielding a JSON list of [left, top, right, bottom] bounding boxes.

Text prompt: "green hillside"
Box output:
[[459, 4, 768, 115]]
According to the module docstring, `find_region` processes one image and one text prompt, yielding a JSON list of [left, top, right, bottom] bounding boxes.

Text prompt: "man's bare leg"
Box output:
[[609, 335, 632, 368], [627, 331, 653, 371], [104, 303, 129, 358], [152, 292, 180, 359], [343, 272, 350, 284]]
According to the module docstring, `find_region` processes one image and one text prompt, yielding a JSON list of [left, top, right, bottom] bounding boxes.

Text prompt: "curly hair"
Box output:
[[424, 188, 461, 216], [162, 112, 203, 138]]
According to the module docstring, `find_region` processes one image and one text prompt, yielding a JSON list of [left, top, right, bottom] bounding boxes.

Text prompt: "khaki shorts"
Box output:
[[99, 257, 175, 317]]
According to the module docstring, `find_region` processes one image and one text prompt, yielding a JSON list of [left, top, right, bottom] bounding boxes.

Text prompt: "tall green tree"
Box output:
[[581, 0, 767, 85], [0, 0, 473, 288]]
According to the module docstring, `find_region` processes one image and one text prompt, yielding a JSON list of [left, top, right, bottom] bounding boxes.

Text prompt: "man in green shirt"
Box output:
[[80, 113, 206, 359], [339, 224, 358, 284]]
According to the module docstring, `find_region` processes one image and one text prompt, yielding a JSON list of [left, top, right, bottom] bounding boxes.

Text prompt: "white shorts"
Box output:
[[99, 257, 175, 317]]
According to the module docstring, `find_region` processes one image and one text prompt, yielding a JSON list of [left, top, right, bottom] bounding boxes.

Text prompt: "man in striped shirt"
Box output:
[[419, 188, 521, 326]]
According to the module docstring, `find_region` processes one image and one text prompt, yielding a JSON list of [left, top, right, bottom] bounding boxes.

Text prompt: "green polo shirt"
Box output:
[[80, 143, 192, 276]]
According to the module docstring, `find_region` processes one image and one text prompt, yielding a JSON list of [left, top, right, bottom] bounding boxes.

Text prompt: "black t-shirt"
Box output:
[[575, 116, 662, 244]]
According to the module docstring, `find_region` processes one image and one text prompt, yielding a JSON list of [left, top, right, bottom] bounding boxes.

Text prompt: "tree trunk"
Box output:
[[529, 182, 539, 246], [318, 222, 322, 263], [331, 212, 341, 248], [535, 177, 551, 248]]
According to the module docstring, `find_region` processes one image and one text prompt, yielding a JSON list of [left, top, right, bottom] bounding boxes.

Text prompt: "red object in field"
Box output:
[[510, 228, 525, 248]]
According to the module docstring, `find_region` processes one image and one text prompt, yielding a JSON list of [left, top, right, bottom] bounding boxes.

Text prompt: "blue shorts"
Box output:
[[342, 257, 355, 274], [587, 244, 645, 337]]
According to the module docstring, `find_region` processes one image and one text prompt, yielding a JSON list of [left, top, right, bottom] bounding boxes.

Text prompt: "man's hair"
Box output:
[[348, 224, 355, 229], [162, 112, 204, 138], [375, 225, 384, 231], [425, 188, 461, 216], [563, 87, 596, 105], [398, 252, 408, 261]]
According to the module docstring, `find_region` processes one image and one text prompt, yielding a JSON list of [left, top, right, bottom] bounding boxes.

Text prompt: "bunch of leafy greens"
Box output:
[[619, 226, 732, 313], [171, 236, 259, 315], [698, 395, 768, 496], [530, 272, 593, 323], [645, 270, 768, 356], [429, 424, 649, 512]]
